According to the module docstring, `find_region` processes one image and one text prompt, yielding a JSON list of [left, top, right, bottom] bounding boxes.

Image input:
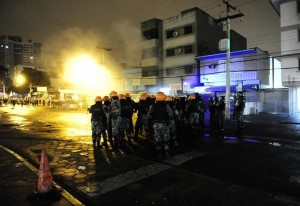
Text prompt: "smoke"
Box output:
[[43, 19, 143, 95], [110, 19, 142, 67]]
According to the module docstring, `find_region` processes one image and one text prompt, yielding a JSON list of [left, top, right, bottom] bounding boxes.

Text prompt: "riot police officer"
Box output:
[[147, 92, 174, 161], [88, 96, 107, 148]]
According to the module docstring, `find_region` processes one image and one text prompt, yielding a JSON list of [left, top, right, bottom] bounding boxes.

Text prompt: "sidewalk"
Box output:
[[0, 145, 81, 206]]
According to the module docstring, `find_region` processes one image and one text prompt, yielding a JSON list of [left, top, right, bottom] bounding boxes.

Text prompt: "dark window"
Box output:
[[142, 28, 159, 39], [298, 0, 300, 13], [175, 47, 183, 55], [142, 66, 159, 77], [166, 44, 194, 57], [298, 29, 300, 42], [184, 25, 193, 35], [184, 45, 193, 54], [166, 48, 175, 57], [166, 68, 175, 76], [184, 65, 194, 74], [299, 58, 300, 70], [166, 29, 180, 39]]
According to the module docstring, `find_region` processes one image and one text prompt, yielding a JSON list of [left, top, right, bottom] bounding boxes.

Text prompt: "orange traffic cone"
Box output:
[[37, 149, 53, 193]]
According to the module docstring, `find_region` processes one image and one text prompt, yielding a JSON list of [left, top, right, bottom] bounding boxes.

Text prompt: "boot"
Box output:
[[102, 140, 108, 147], [127, 136, 132, 143], [96, 141, 101, 148]]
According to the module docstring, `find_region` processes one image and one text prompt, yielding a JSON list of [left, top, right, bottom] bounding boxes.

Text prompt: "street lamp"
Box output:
[[15, 74, 32, 97], [15, 74, 26, 87]]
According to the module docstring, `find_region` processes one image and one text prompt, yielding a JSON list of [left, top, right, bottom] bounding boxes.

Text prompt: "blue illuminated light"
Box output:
[[243, 138, 260, 143], [195, 48, 257, 61]]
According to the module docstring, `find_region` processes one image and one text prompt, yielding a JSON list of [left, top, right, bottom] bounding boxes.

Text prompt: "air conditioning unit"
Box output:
[[173, 31, 178, 37]]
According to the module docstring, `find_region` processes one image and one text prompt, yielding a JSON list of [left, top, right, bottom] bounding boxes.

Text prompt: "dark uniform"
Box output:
[[125, 93, 136, 136], [147, 92, 174, 161], [120, 94, 133, 143], [134, 93, 150, 140], [215, 96, 226, 130], [88, 96, 107, 147], [108, 91, 122, 148], [234, 92, 246, 130]]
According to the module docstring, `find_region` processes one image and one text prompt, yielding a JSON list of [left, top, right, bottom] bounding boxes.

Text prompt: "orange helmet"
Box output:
[[109, 91, 118, 97], [140, 93, 147, 100], [165, 95, 172, 102], [125, 93, 131, 97], [156, 92, 165, 101], [103, 96, 109, 101], [190, 94, 196, 100], [95, 96, 102, 102], [119, 94, 126, 100]]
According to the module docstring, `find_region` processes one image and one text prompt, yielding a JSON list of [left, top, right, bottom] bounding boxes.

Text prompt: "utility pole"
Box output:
[[215, 0, 244, 120]]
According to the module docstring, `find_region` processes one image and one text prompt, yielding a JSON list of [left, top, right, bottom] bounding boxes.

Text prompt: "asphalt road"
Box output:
[[1, 105, 300, 205]]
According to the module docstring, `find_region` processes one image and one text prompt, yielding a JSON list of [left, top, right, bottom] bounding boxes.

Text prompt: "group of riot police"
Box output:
[[88, 90, 245, 161]]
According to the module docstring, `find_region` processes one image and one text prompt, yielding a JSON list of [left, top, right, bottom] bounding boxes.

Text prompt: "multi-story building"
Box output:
[[0, 35, 43, 85], [129, 7, 247, 95], [271, 0, 300, 114]]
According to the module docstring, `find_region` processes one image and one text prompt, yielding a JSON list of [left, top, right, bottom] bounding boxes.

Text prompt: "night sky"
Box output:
[[0, 0, 280, 67]]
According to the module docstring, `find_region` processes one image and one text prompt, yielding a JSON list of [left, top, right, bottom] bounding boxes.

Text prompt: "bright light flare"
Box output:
[[16, 75, 26, 86], [63, 54, 112, 94]]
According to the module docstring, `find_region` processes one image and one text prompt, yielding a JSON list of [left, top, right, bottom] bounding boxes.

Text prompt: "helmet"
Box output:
[[95, 96, 101, 102], [190, 94, 196, 100], [174, 95, 179, 99], [150, 94, 156, 99], [125, 93, 131, 97], [119, 94, 126, 100], [103, 96, 109, 101], [140, 93, 147, 100], [165, 95, 172, 102], [156, 92, 165, 101], [110, 91, 118, 97]]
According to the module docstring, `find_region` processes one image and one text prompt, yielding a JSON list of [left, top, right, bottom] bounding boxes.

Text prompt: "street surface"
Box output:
[[1, 105, 300, 205]]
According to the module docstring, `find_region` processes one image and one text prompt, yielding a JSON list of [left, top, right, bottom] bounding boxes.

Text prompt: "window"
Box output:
[[166, 68, 175, 76], [166, 30, 178, 39], [184, 45, 193, 54], [184, 65, 194, 74], [298, 0, 300, 13], [184, 25, 193, 35], [166, 48, 175, 57], [142, 66, 159, 77], [298, 58, 300, 70], [298, 29, 300, 42], [166, 24, 194, 39], [166, 44, 194, 57]]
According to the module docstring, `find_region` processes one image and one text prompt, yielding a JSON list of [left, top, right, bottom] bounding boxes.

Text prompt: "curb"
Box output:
[[0, 144, 84, 206]]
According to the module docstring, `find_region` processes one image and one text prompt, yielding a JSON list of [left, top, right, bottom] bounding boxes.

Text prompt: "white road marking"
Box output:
[[79, 150, 206, 196]]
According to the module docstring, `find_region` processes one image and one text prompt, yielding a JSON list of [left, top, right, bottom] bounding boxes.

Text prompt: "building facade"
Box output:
[[0, 36, 43, 85], [195, 48, 282, 114], [136, 7, 246, 95], [271, 0, 300, 114]]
